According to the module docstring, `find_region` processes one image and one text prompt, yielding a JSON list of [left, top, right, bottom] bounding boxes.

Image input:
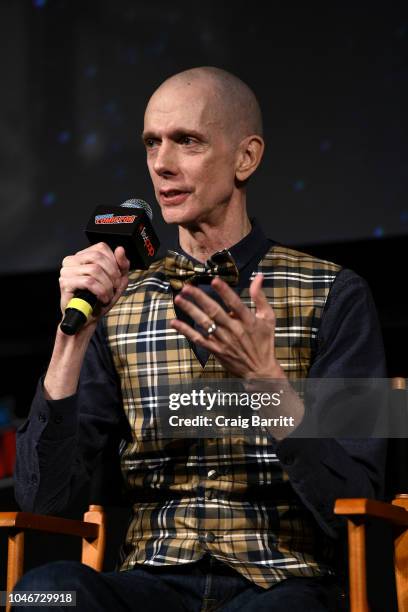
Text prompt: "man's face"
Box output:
[[142, 81, 238, 227]]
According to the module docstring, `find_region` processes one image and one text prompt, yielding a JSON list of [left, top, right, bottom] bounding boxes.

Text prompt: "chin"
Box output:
[[160, 206, 198, 227], [160, 208, 183, 225]]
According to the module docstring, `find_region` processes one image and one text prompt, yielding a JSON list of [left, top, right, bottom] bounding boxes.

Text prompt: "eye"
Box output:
[[144, 137, 158, 149], [179, 135, 194, 145]]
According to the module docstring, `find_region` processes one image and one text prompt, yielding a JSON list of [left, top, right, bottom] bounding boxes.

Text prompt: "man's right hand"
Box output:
[[43, 243, 129, 400], [59, 242, 130, 328]]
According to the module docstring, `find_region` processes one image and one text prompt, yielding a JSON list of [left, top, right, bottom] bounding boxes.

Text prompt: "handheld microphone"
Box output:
[[60, 198, 159, 336]]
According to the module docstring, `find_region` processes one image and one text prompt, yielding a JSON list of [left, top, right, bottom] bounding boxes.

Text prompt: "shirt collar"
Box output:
[[175, 218, 269, 271]]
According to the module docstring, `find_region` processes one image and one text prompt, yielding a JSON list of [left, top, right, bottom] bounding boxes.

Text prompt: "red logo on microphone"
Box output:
[[139, 224, 155, 256]]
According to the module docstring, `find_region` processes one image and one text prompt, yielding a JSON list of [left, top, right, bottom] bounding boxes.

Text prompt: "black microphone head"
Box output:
[[120, 198, 153, 221], [86, 198, 159, 270]]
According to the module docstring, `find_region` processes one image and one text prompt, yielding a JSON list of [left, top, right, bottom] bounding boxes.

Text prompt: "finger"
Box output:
[[114, 246, 130, 275], [115, 271, 129, 295], [62, 250, 120, 279], [179, 284, 232, 327], [102, 272, 129, 314], [174, 294, 214, 328], [173, 293, 231, 342], [75, 241, 114, 261], [60, 266, 114, 303], [209, 278, 254, 327], [60, 261, 117, 295], [178, 283, 257, 358], [249, 274, 275, 321], [170, 318, 221, 351], [59, 271, 114, 305], [62, 250, 121, 289]]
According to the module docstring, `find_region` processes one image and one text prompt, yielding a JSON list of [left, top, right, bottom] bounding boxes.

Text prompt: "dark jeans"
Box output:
[[13, 555, 347, 611]]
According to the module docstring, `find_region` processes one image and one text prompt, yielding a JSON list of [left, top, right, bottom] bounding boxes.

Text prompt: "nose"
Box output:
[[152, 141, 177, 176]]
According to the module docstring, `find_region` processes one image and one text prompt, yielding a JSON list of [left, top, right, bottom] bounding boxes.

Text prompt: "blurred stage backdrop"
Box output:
[[1, 1, 407, 272], [0, 0, 407, 492], [0, 4, 406, 606]]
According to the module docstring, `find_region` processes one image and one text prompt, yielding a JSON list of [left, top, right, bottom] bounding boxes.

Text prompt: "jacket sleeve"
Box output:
[[14, 321, 130, 514], [274, 269, 388, 538]]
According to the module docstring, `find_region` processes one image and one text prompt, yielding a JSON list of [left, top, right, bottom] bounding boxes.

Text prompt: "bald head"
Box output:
[[150, 66, 263, 143]]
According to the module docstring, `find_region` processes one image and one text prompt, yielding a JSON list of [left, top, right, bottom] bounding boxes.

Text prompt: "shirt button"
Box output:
[[53, 414, 63, 424], [200, 531, 216, 543], [207, 469, 219, 480], [38, 412, 47, 423]]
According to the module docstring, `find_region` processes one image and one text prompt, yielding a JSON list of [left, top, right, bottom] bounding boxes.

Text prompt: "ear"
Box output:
[[235, 135, 265, 182]]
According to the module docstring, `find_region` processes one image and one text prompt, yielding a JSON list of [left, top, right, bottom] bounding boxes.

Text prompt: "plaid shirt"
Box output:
[[104, 244, 340, 588]]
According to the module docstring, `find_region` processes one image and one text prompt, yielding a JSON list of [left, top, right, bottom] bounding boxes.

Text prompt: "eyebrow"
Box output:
[[141, 128, 206, 143]]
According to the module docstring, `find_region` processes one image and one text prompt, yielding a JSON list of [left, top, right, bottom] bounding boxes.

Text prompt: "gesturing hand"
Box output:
[[170, 273, 286, 381]]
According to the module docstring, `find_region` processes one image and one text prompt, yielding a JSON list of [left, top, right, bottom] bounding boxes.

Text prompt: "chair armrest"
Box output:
[[335, 497, 408, 611], [0, 511, 99, 539], [0, 506, 105, 611], [334, 498, 408, 527]]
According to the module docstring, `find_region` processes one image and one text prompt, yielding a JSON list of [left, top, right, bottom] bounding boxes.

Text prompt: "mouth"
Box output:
[[159, 189, 191, 205]]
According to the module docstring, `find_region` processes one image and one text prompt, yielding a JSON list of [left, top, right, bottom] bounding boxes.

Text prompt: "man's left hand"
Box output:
[[171, 274, 286, 380]]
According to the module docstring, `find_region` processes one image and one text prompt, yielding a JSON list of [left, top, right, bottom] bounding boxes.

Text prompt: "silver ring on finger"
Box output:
[[207, 321, 217, 335]]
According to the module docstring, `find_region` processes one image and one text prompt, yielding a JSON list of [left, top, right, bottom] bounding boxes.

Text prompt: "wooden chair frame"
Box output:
[[0, 505, 105, 612], [334, 377, 408, 611], [334, 495, 408, 611]]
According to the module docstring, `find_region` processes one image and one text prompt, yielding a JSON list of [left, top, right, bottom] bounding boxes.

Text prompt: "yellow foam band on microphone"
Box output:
[[65, 297, 93, 320]]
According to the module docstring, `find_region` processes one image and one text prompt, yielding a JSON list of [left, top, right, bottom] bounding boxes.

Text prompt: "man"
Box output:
[[14, 67, 386, 611]]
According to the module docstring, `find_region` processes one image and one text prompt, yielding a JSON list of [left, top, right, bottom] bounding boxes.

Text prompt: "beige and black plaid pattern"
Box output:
[[104, 245, 341, 588], [164, 248, 239, 291]]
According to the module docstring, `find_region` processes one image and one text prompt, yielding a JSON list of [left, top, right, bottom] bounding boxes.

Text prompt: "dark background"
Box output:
[[1, 2, 408, 272], [0, 2, 407, 609]]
